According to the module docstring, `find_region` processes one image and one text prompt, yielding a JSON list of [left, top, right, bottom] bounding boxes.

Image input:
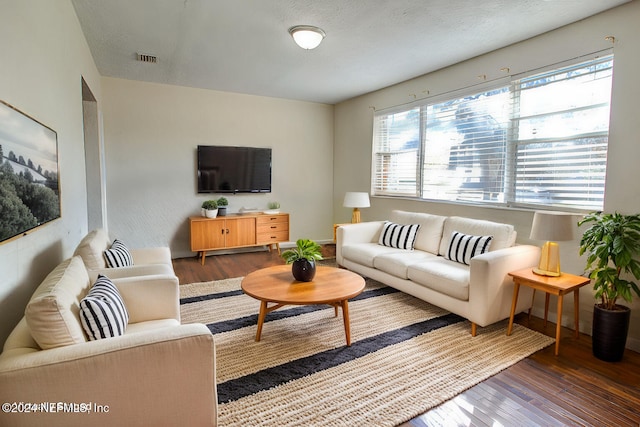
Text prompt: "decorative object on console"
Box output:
[[578, 211, 640, 362], [288, 25, 326, 50], [216, 197, 229, 216], [264, 201, 280, 214], [201, 200, 218, 218], [343, 192, 370, 223], [282, 238, 323, 282], [529, 210, 576, 277]]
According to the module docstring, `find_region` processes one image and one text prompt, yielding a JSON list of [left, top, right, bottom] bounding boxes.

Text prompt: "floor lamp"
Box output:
[[343, 192, 370, 223], [529, 211, 576, 276]]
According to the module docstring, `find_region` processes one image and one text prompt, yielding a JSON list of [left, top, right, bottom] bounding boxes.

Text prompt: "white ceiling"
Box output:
[[71, 0, 629, 105]]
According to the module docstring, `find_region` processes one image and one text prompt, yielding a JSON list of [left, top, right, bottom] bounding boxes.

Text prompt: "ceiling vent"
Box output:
[[136, 53, 157, 63]]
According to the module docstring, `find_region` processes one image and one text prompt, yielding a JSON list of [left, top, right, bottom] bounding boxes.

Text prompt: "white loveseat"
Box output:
[[337, 210, 540, 336], [0, 256, 217, 427], [72, 228, 175, 280]]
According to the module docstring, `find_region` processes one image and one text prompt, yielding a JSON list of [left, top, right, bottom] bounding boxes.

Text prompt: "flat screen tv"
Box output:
[[197, 145, 272, 193]]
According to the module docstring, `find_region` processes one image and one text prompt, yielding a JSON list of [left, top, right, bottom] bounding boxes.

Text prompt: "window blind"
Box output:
[[511, 56, 613, 209], [371, 53, 613, 211]]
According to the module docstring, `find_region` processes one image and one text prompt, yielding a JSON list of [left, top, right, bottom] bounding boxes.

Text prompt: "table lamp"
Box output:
[[343, 192, 370, 223], [529, 211, 576, 277]]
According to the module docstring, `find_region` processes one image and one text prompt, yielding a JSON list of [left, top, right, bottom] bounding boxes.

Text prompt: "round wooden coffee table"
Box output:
[[241, 264, 365, 346]]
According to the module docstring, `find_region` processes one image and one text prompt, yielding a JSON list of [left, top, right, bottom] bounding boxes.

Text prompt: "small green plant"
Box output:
[[201, 200, 218, 210], [216, 197, 229, 206], [268, 201, 280, 210], [282, 239, 323, 264], [578, 212, 640, 310]]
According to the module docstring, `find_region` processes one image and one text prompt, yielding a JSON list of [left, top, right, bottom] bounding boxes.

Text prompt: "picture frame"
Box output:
[[0, 100, 60, 243]]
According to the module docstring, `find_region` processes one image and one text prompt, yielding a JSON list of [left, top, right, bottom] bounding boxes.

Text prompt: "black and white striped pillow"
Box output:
[[445, 231, 493, 265], [378, 221, 421, 250], [104, 239, 133, 268], [79, 275, 129, 340]]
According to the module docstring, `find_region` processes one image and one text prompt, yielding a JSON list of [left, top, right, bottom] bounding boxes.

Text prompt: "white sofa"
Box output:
[[0, 256, 217, 427], [337, 210, 540, 336], [73, 228, 175, 280]]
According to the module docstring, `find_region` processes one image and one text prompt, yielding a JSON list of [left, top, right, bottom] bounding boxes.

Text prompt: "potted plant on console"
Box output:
[[265, 201, 280, 215], [216, 197, 229, 216], [202, 200, 218, 218], [578, 212, 640, 362], [282, 238, 323, 282]]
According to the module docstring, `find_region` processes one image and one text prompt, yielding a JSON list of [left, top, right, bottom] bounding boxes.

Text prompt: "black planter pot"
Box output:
[[218, 207, 227, 216], [592, 304, 630, 362], [291, 259, 316, 282]]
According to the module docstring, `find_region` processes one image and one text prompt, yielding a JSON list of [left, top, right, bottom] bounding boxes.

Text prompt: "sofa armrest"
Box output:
[[130, 246, 172, 266], [468, 245, 541, 326], [336, 221, 385, 265], [88, 263, 175, 282], [0, 324, 216, 427], [112, 275, 180, 323]]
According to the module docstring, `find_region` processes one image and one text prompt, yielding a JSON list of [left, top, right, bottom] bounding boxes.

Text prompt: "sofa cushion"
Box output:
[[378, 221, 420, 250], [373, 251, 438, 279], [439, 216, 515, 256], [407, 259, 470, 301], [80, 275, 129, 340], [341, 243, 405, 268], [104, 239, 134, 268], [390, 210, 446, 254], [73, 228, 110, 270], [24, 256, 90, 349], [444, 231, 493, 265]]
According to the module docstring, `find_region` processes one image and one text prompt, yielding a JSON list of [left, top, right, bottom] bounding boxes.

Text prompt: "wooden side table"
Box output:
[[507, 268, 590, 356]]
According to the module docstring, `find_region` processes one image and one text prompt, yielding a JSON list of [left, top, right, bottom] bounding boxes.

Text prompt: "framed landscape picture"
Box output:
[[0, 100, 60, 243]]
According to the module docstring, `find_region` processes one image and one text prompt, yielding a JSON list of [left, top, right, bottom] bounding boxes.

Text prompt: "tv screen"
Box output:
[[197, 145, 272, 193]]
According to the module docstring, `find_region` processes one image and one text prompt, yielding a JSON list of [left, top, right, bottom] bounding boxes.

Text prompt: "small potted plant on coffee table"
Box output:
[[282, 238, 323, 282]]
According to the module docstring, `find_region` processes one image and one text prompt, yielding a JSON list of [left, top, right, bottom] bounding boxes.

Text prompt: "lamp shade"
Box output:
[[343, 192, 370, 208], [530, 211, 576, 242], [289, 25, 326, 50]]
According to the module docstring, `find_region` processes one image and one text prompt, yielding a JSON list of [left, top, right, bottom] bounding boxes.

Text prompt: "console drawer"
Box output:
[[257, 230, 289, 244]]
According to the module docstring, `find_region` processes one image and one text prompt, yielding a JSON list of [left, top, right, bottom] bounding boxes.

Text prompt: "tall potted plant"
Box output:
[[578, 212, 640, 361], [282, 238, 323, 282]]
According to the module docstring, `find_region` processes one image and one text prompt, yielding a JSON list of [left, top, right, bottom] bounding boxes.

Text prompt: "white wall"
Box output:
[[100, 78, 334, 258], [334, 2, 640, 351], [0, 1, 101, 345]]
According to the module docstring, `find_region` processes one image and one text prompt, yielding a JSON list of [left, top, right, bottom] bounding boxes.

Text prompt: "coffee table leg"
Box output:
[[341, 300, 352, 346], [256, 301, 267, 342]]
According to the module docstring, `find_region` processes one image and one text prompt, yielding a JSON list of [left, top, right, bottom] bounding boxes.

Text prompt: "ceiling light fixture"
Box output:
[[288, 25, 326, 50]]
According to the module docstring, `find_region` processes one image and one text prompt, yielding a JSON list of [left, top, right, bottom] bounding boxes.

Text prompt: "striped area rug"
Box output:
[[180, 276, 554, 427]]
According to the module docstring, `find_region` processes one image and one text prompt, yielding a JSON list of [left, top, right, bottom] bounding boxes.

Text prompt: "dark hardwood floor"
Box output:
[[172, 246, 640, 427]]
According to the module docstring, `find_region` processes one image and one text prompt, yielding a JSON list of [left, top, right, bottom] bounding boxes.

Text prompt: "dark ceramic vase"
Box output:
[[292, 259, 316, 282], [592, 304, 630, 362]]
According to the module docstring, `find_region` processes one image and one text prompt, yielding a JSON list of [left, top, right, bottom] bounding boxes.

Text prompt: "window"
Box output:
[[372, 54, 613, 211]]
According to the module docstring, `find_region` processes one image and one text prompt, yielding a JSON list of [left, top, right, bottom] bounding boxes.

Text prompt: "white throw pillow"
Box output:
[[444, 231, 492, 265], [104, 239, 134, 268], [378, 221, 420, 250], [79, 275, 129, 340]]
